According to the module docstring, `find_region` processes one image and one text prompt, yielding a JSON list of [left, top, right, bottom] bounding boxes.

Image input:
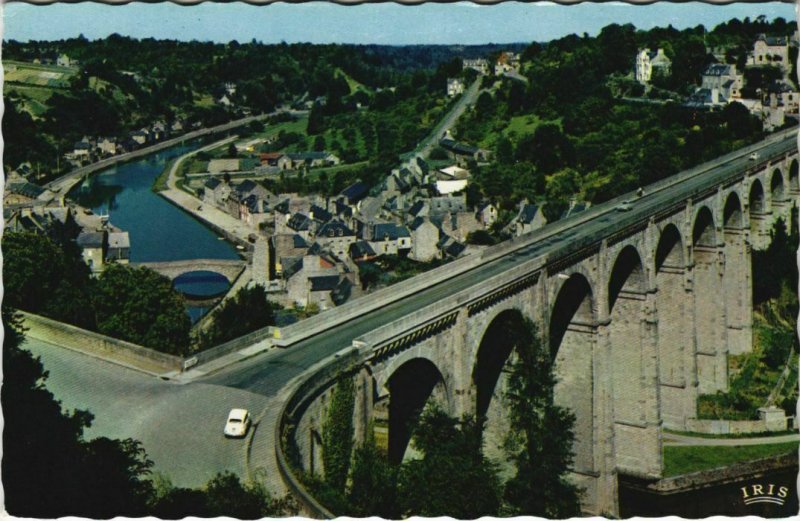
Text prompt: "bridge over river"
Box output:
[[132, 259, 246, 283]]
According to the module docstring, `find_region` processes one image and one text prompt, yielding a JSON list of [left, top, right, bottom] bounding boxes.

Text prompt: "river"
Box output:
[[69, 141, 239, 263], [68, 142, 240, 322]]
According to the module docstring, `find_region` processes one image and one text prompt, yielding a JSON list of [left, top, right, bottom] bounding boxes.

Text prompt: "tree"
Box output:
[[151, 472, 297, 519], [502, 317, 582, 517], [397, 407, 502, 518], [2, 231, 95, 329], [199, 284, 278, 348], [2, 307, 154, 517], [322, 377, 355, 493], [227, 142, 237, 158], [92, 265, 191, 355], [346, 425, 399, 518], [466, 229, 495, 246]]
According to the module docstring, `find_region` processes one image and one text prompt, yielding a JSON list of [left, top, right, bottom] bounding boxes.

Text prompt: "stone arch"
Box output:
[[749, 179, 766, 237], [789, 159, 798, 192], [655, 224, 685, 271], [608, 245, 646, 312], [549, 273, 595, 356], [770, 168, 785, 203], [608, 246, 647, 428], [548, 273, 595, 472], [473, 309, 526, 420], [385, 357, 449, 464], [749, 179, 765, 214], [692, 206, 717, 248], [654, 224, 691, 427], [723, 191, 744, 230], [472, 308, 528, 463]]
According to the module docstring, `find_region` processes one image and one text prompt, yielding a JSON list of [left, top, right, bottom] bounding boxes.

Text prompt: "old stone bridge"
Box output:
[[267, 129, 799, 517], [133, 258, 246, 283]]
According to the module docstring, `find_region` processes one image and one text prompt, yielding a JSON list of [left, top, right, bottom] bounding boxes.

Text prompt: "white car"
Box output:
[[749, 152, 759, 161], [224, 408, 251, 438], [615, 200, 633, 212]]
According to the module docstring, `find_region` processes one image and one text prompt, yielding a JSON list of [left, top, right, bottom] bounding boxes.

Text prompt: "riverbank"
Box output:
[[157, 136, 261, 246], [45, 113, 282, 196]]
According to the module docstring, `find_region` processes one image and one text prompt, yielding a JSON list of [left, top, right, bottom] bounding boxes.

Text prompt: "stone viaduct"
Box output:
[[132, 258, 245, 283], [281, 136, 798, 516]]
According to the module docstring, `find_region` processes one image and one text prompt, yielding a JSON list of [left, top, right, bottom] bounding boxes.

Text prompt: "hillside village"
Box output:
[[5, 23, 799, 314]]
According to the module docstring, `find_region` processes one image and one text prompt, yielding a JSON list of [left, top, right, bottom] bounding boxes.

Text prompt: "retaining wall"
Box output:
[[22, 312, 183, 375]]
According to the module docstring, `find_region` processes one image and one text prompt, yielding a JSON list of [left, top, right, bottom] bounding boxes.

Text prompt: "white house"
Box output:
[[435, 165, 471, 195], [462, 58, 490, 75], [635, 48, 671, 83], [447, 78, 465, 97]]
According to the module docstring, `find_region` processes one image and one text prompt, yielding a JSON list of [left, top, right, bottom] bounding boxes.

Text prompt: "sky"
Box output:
[[1, 1, 796, 45]]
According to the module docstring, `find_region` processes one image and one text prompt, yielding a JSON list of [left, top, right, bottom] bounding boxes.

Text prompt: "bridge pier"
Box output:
[[723, 228, 753, 355], [353, 368, 375, 445], [691, 245, 729, 394]]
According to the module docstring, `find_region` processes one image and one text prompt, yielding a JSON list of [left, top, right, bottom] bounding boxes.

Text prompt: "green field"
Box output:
[[663, 442, 798, 477], [5, 61, 75, 88], [335, 67, 366, 94]]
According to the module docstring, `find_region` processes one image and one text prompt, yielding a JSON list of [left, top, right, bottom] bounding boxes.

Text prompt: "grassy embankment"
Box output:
[[663, 442, 798, 477]]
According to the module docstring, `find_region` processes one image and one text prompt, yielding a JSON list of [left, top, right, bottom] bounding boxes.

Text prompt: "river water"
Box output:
[[68, 142, 239, 322], [69, 142, 239, 263]]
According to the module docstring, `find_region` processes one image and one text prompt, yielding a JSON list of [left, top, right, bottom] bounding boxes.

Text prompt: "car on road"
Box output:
[[224, 408, 251, 438], [749, 152, 759, 161], [615, 200, 634, 212]]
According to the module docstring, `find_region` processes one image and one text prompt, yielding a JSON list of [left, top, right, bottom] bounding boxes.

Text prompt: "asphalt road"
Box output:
[[24, 337, 269, 489], [413, 77, 482, 159]]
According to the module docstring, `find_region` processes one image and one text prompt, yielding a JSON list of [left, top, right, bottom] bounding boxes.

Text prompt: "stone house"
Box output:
[[260, 152, 292, 170], [494, 51, 521, 75], [77, 231, 106, 274], [439, 138, 490, 167], [475, 202, 498, 227], [440, 211, 482, 243], [765, 81, 800, 113], [202, 177, 231, 208], [350, 240, 377, 263], [750, 34, 790, 69], [364, 222, 412, 256], [409, 217, 440, 262], [435, 165, 471, 196], [73, 141, 92, 158], [701, 63, 743, 100], [130, 130, 149, 145], [287, 151, 341, 169], [340, 182, 369, 206], [462, 58, 489, 75], [106, 231, 130, 264], [285, 253, 352, 309], [272, 234, 309, 277], [514, 202, 547, 236], [4, 181, 49, 206], [314, 220, 357, 260], [97, 137, 118, 156]]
